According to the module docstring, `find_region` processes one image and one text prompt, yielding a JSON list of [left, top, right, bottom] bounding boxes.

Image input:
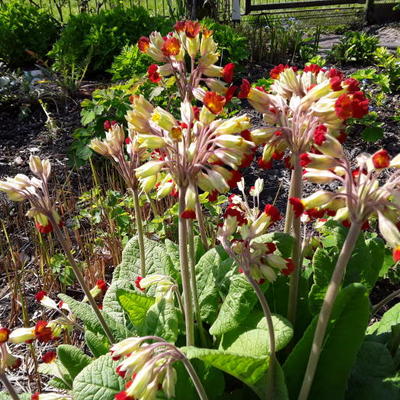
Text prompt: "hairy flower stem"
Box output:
[[298, 222, 361, 400], [178, 187, 195, 346], [195, 196, 209, 250], [48, 215, 115, 344], [132, 188, 146, 277], [287, 154, 303, 326], [0, 372, 20, 400], [245, 271, 276, 398], [187, 220, 207, 347], [181, 356, 209, 400]]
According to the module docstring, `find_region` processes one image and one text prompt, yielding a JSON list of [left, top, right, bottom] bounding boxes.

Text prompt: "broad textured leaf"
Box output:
[[113, 236, 178, 281], [346, 341, 399, 399], [48, 377, 71, 390], [143, 298, 180, 343], [182, 346, 268, 386], [368, 303, 400, 336], [220, 312, 293, 356], [73, 355, 125, 400], [284, 284, 370, 400], [195, 246, 232, 324], [165, 238, 180, 274], [59, 294, 132, 341], [85, 330, 109, 357], [102, 279, 134, 328], [117, 288, 155, 328], [210, 274, 258, 336], [57, 344, 92, 379]]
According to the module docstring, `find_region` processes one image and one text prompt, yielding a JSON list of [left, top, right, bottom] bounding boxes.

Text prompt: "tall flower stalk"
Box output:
[[0, 156, 115, 344], [293, 145, 400, 399], [242, 64, 369, 324]]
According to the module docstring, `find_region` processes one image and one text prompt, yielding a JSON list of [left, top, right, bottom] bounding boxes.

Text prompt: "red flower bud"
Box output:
[[137, 36, 150, 52], [42, 351, 57, 363], [258, 158, 273, 169], [135, 276, 144, 291], [147, 64, 161, 83], [304, 64, 322, 74], [35, 291, 47, 302], [34, 321, 52, 343], [0, 327, 10, 343], [264, 204, 281, 222], [185, 21, 201, 38], [222, 63, 235, 83], [289, 197, 304, 218], [313, 125, 328, 146], [237, 79, 250, 99], [96, 279, 107, 292], [372, 149, 390, 169], [393, 245, 400, 263], [181, 210, 196, 219], [265, 242, 277, 254], [282, 259, 295, 276]]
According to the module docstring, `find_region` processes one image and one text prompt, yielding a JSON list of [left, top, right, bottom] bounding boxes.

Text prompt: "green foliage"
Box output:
[[201, 18, 249, 64], [57, 345, 92, 380], [73, 355, 125, 400], [85, 330, 110, 357], [329, 31, 379, 65], [284, 284, 370, 400], [109, 44, 151, 81], [0, 0, 59, 68], [374, 47, 400, 92], [48, 253, 75, 287], [48, 6, 165, 77]]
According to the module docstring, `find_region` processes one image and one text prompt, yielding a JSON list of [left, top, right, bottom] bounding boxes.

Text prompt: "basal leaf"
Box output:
[[85, 330, 109, 357], [73, 355, 125, 400], [182, 346, 268, 386], [368, 303, 400, 336], [116, 288, 155, 328], [209, 274, 258, 336], [284, 283, 370, 400], [57, 344, 92, 380]]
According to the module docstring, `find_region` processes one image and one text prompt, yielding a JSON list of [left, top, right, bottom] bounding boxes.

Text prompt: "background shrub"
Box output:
[[49, 6, 170, 77], [201, 18, 249, 64], [0, 0, 59, 68], [109, 44, 151, 81]]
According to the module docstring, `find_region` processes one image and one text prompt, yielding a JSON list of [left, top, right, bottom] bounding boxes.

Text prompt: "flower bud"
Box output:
[[9, 327, 36, 344], [141, 175, 158, 194], [136, 161, 164, 179], [151, 107, 177, 132], [162, 365, 177, 398]]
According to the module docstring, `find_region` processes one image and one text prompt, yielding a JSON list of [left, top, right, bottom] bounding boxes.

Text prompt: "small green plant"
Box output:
[[49, 253, 75, 288], [329, 31, 379, 65], [373, 46, 400, 92], [109, 44, 151, 81], [0, 0, 59, 68], [201, 18, 250, 64]]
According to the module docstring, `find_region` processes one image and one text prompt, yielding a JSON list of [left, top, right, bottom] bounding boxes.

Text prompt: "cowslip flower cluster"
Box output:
[[0, 327, 21, 372], [289, 137, 400, 261], [111, 337, 181, 400], [217, 178, 295, 283], [138, 21, 236, 101], [90, 123, 149, 190], [0, 156, 61, 233], [239, 64, 369, 169], [129, 95, 253, 217], [135, 274, 177, 303]]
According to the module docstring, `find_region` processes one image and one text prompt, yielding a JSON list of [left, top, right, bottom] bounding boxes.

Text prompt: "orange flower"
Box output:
[[161, 37, 180, 57], [372, 149, 390, 169], [204, 91, 226, 114], [137, 36, 150, 53], [185, 21, 201, 38]]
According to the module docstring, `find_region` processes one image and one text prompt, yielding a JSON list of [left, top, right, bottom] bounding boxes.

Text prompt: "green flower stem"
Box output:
[[298, 222, 361, 400], [287, 153, 303, 326], [180, 356, 209, 400], [132, 188, 146, 277], [48, 214, 115, 344], [187, 219, 207, 347], [0, 372, 20, 400], [245, 271, 276, 398], [178, 187, 195, 346], [195, 196, 209, 250]]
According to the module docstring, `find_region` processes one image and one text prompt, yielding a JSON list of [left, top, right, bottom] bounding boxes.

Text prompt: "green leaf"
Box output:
[[219, 312, 293, 356], [73, 355, 125, 400], [48, 377, 71, 390], [81, 110, 96, 125], [114, 236, 178, 282], [0, 394, 31, 400], [57, 344, 92, 379], [182, 346, 268, 386], [284, 283, 370, 400], [195, 246, 232, 324], [117, 288, 155, 328], [345, 341, 399, 399], [102, 279, 134, 329], [265, 360, 289, 400], [59, 294, 132, 341], [85, 330, 110, 357], [254, 233, 294, 258], [143, 298, 180, 343], [368, 303, 400, 335], [362, 126, 384, 142]]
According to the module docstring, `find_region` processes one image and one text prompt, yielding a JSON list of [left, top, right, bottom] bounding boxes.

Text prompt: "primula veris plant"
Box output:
[[3, 20, 400, 400]]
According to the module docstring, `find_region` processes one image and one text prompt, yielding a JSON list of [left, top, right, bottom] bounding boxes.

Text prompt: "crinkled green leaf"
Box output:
[[57, 344, 92, 379], [102, 279, 134, 328], [220, 312, 292, 356], [143, 298, 180, 343], [113, 236, 178, 281], [210, 274, 258, 336], [73, 355, 125, 400], [368, 303, 400, 335], [59, 294, 132, 341], [284, 284, 370, 400], [346, 341, 399, 399], [195, 246, 232, 324], [48, 377, 71, 390], [85, 330, 109, 357], [116, 288, 155, 328]]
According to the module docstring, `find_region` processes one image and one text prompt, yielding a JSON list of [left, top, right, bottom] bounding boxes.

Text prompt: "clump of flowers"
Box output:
[[218, 178, 294, 283]]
